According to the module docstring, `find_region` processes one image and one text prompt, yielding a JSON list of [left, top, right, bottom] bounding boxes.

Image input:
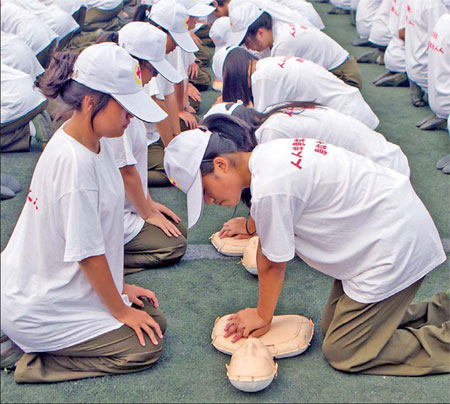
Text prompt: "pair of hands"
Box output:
[[218, 217, 253, 239], [145, 202, 182, 238], [224, 308, 271, 343], [119, 284, 162, 346]]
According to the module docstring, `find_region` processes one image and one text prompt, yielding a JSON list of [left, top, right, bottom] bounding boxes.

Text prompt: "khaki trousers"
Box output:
[[14, 302, 166, 384], [1, 101, 48, 153], [83, 4, 123, 32], [329, 56, 363, 89], [321, 278, 450, 375], [124, 218, 188, 273], [147, 139, 171, 187]]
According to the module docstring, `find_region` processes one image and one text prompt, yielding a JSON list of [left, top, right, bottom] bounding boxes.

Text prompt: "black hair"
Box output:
[[215, 0, 229, 6], [242, 12, 272, 47], [222, 47, 257, 106], [36, 51, 111, 126], [199, 114, 256, 207], [133, 5, 151, 21]]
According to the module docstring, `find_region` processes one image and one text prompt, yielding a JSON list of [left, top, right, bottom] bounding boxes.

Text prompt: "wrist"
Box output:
[[245, 219, 256, 236]]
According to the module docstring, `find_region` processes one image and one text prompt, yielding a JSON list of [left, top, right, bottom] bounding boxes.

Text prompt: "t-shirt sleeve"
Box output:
[[251, 194, 304, 263], [108, 133, 136, 169], [54, 189, 106, 262]]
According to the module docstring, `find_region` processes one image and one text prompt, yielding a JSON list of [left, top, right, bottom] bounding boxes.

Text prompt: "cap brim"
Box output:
[[189, 3, 215, 17], [151, 59, 184, 83], [229, 29, 247, 46], [171, 31, 199, 53], [113, 89, 167, 123], [186, 168, 204, 228]]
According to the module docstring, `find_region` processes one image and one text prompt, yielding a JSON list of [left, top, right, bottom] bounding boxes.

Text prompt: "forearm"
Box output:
[[174, 81, 185, 112], [120, 165, 153, 219], [165, 93, 181, 136], [80, 254, 127, 318], [256, 242, 286, 324], [247, 215, 256, 235], [152, 97, 173, 147]]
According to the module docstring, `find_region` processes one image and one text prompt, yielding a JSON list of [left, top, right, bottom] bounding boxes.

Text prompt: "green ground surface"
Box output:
[[1, 2, 449, 403]]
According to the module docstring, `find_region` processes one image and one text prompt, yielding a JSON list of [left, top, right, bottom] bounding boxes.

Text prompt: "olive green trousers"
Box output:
[[147, 139, 171, 187], [14, 302, 166, 383], [330, 56, 363, 89], [321, 278, 450, 375]]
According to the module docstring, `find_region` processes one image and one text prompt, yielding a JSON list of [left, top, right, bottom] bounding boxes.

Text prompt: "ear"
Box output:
[[81, 94, 96, 112], [213, 156, 230, 174]]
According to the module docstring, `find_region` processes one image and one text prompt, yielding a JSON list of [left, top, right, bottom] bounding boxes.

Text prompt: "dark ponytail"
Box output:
[[96, 31, 119, 44], [222, 47, 257, 106], [36, 51, 111, 125]]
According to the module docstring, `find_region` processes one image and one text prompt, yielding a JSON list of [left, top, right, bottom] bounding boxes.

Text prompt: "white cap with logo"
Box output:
[[150, 0, 199, 53], [164, 128, 212, 228], [118, 22, 183, 84], [71, 42, 167, 123], [229, 2, 264, 46], [177, 0, 215, 17]]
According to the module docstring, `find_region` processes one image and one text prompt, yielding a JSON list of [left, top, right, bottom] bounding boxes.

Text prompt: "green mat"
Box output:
[[1, 2, 449, 403]]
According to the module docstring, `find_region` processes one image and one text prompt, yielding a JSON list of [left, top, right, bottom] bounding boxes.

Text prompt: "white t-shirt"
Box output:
[[255, 106, 410, 176], [356, 0, 383, 40], [249, 138, 445, 303], [1, 64, 47, 124], [428, 13, 450, 119], [85, 0, 122, 10], [0, 128, 131, 353], [330, 0, 351, 10], [251, 56, 379, 129], [271, 22, 348, 71], [1, 32, 45, 79], [351, 0, 360, 9], [107, 119, 147, 244], [384, 0, 407, 73], [368, 0, 392, 46], [229, 0, 315, 28], [166, 47, 195, 81], [6, 0, 79, 39], [404, 0, 447, 91], [271, 0, 325, 30], [0, 2, 58, 54], [38, 0, 87, 15]]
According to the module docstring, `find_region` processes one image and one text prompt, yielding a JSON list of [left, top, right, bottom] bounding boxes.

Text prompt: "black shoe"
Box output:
[[357, 49, 381, 63], [420, 117, 447, 131], [352, 37, 371, 47], [373, 72, 408, 87]]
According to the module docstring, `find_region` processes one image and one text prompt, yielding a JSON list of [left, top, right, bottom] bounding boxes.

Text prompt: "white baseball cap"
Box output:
[[118, 22, 183, 83], [212, 45, 240, 81], [150, 0, 199, 53], [177, 0, 215, 17], [164, 128, 212, 228], [229, 2, 264, 46], [204, 101, 243, 118], [71, 42, 167, 123], [210, 16, 232, 49]]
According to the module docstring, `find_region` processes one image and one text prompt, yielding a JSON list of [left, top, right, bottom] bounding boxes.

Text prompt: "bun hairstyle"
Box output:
[[200, 114, 257, 207], [222, 47, 257, 106], [36, 52, 110, 125], [133, 5, 152, 22]]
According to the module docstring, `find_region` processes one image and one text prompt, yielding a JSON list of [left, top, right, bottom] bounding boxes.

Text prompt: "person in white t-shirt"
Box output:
[[222, 47, 379, 129], [228, 0, 320, 29], [353, 0, 382, 46], [103, 21, 188, 271], [163, 120, 449, 376], [356, 0, 392, 64], [1, 43, 167, 383], [418, 12, 450, 132], [203, 102, 410, 240], [228, 3, 362, 88], [0, 2, 59, 68], [373, 0, 409, 87], [5, 0, 80, 50], [404, 0, 447, 107], [1, 64, 48, 152]]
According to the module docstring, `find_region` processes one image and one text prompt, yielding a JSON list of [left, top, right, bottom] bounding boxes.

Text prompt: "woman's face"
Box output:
[[165, 34, 177, 54], [202, 157, 243, 206], [140, 61, 157, 85], [92, 98, 133, 139], [213, 0, 229, 17]]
